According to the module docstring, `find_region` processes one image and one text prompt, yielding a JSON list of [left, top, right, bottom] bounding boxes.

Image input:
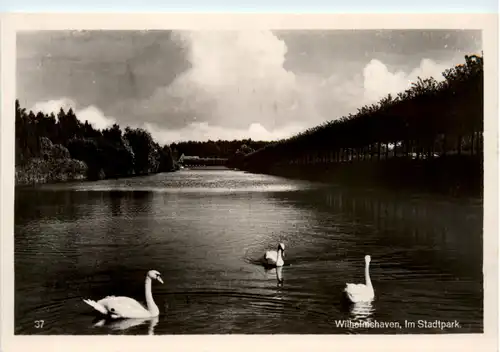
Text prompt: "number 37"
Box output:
[[34, 320, 44, 328]]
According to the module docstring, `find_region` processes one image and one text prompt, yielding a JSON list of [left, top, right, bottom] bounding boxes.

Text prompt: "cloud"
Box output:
[[31, 98, 76, 115], [135, 31, 304, 131], [30, 98, 116, 130], [362, 58, 450, 102], [77, 106, 117, 130], [131, 30, 457, 140], [27, 31, 463, 143], [143, 121, 306, 145]]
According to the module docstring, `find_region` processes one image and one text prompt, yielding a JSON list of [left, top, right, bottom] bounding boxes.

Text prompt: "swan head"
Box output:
[[365, 255, 371, 263], [147, 270, 164, 284]]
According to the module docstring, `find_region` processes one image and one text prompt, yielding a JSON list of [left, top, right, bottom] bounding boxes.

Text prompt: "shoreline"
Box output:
[[15, 158, 179, 187], [236, 155, 483, 199]]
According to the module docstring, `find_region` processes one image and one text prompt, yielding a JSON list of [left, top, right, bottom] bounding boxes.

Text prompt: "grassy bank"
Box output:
[[16, 158, 87, 185], [15, 136, 88, 186]]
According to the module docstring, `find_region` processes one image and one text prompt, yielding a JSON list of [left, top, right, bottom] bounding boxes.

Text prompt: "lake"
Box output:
[[14, 168, 483, 334]]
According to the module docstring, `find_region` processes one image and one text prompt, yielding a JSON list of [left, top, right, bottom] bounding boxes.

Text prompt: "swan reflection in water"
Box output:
[[263, 266, 284, 288], [349, 301, 375, 321], [92, 316, 159, 335]]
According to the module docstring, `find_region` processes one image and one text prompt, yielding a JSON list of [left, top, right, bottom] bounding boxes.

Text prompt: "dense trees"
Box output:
[[226, 144, 256, 167], [238, 54, 484, 172], [15, 101, 177, 183]]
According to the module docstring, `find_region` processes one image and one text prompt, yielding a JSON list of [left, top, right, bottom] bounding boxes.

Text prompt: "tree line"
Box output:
[[15, 100, 177, 181], [238, 54, 484, 171], [171, 140, 270, 161]]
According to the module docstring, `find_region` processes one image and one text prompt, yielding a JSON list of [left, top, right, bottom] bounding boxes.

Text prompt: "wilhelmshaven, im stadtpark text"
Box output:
[[335, 319, 461, 330]]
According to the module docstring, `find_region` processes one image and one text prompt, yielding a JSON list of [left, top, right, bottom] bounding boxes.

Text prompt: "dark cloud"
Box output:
[[17, 30, 188, 111]]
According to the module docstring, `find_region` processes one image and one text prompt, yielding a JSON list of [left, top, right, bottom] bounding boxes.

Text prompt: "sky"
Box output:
[[17, 30, 482, 144]]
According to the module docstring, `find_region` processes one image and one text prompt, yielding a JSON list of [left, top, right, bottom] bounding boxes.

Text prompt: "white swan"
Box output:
[[262, 243, 285, 267], [83, 270, 163, 319], [344, 255, 374, 303]]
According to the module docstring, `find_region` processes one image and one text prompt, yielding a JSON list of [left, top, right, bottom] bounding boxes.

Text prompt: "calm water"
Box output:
[[15, 168, 483, 334]]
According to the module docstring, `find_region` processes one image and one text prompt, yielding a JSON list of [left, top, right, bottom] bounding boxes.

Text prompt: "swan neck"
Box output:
[[145, 277, 159, 316], [364, 261, 372, 289]]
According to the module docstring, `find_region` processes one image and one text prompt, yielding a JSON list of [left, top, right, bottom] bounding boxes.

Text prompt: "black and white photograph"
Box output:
[[1, 13, 497, 348]]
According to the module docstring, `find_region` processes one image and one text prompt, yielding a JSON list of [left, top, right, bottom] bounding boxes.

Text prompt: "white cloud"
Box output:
[[31, 98, 76, 115], [142, 121, 306, 145], [30, 98, 116, 130], [77, 106, 117, 130], [139, 31, 318, 132], [362, 58, 450, 102]]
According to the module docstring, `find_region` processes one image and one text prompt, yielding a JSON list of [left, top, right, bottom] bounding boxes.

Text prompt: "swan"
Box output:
[[83, 270, 163, 319], [344, 255, 374, 303], [262, 243, 285, 267]]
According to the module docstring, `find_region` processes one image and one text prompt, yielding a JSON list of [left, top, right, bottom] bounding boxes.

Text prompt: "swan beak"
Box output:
[[157, 277, 164, 284]]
